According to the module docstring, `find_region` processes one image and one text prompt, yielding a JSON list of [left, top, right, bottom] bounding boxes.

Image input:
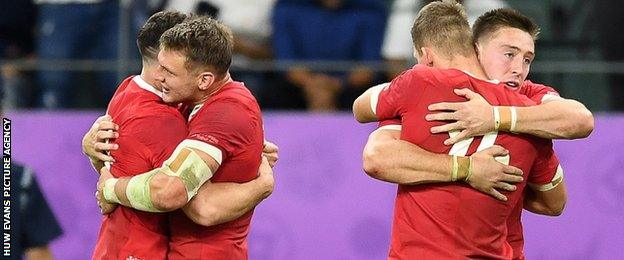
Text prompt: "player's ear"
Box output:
[[413, 47, 426, 66], [419, 47, 434, 67], [474, 42, 483, 60], [197, 72, 215, 91]]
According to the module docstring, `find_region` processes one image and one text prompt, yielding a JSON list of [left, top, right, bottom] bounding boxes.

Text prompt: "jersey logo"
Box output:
[[191, 133, 219, 145]]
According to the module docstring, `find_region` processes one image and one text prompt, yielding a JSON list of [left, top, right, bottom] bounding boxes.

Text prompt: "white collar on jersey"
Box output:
[[132, 75, 163, 98], [460, 70, 500, 84], [188, 104, 203, 122]]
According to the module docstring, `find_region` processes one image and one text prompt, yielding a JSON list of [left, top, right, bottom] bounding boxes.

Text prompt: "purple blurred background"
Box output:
[[8, 112, 624, 259]]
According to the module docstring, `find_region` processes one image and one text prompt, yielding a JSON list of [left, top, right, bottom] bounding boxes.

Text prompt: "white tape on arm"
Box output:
[[370, 83, 390, 116], [178, 139, 223, 164], [529, 164, 564, 192], [103, 178, 120, 204], [125, 169, 162, 212], [161, 139, 223, 201]]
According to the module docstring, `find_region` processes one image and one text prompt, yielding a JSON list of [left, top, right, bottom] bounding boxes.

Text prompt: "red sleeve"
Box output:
[[521, 80, 560, 104], [528, 140, 560, 185], [188, 99, 260, 160], [134, 112, 188, 168], [376, 71, 421, 120]]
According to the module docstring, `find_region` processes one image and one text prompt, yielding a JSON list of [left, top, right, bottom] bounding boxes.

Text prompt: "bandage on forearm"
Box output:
[[103, 178, 121, 204], [126, 169, 162, 212], [451, 155, 472, 181], [122, 146, 215, 212], [161, 147, 213, 202], [494, 106, 517, 132]]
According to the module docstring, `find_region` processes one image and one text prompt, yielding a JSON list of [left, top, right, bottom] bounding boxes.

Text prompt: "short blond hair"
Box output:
[[160, 16, 233, 77], [411, 0, 474, 59]]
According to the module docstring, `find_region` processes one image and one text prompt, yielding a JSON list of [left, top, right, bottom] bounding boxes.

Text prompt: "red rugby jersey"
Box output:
[[93, 75, 188, 260], [506, 79, 561, 259], [375, 77, 562, 259], [375, 65, 560, 259], [167, 80, 264, 260]]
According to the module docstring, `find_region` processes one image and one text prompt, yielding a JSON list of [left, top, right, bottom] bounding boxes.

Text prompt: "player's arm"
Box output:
[[354, 71, 418, 124], [99, 99, 262, 213], [523, 145, 567, 216], [81, 115, 119, 172], [364, 127, 524, 201], [524, 181, 567, 216], [98, 140, 222, 212], [182, 156, 274, 226], [427, 88, 594, 145], [355, 78, 523, 201], [364, 127, 451, 184], [352, 83, 387, 123], [512, 98, 593, 139], [181, 141, 278, 226]]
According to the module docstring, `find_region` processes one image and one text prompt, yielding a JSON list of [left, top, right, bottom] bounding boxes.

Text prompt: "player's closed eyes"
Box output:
[[504, 52, 515, 59], [160, 66, 176, 77]]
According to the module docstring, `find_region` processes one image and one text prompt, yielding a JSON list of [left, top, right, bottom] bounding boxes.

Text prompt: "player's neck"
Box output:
[[140, 63, 163, 92], [445, 55, 489, 80], [191, 72, 233, 106]]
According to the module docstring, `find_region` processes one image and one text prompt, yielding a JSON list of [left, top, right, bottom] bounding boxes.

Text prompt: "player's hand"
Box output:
[[96, 167, 118, 214], [262, 140, 279, 168], [95, 190, 117, 215], [465, 145, 524, 202], [256, 157, 275, 199], [82, 115, 119, 163], [426, 88, 494, 145]]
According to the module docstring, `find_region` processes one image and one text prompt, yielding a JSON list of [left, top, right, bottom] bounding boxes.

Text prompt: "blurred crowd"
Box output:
[[1, 0, 622, 111]]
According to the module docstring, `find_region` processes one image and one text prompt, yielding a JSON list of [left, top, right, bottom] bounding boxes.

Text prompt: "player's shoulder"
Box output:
[[109, 76, 135, 102], [391, 65, 434, 88], [114, 93, 183, 126], [521, 80, 553, 91], [403, 65, 465, 83], [189, 82, 262, 128], [111, 76, 158, 102], [402, 64, 435, 79], [216, 81, 255, 98], [210, 81, 260, 109], [117, 76, 135, 92], [520, 80, 559, 97], [499, 86, 536, 107]]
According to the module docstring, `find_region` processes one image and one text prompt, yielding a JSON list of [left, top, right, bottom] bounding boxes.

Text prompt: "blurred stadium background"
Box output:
[[2, 0, 623, 259]]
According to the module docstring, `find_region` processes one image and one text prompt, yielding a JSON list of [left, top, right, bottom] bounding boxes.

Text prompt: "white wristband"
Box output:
[[103, 178, 121, 204], [510, 106, 518, 133], [493, 106, 501, 131]]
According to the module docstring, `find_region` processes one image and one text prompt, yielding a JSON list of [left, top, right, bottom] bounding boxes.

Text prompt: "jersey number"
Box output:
[[448, 131, 510, 165]]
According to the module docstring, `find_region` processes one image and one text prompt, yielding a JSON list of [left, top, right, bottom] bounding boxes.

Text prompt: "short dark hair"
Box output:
[[411, 0, 474, 58], [160, 16, 233, 77], [473, 8, 540, 44], [137, 11, 187, 61]]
